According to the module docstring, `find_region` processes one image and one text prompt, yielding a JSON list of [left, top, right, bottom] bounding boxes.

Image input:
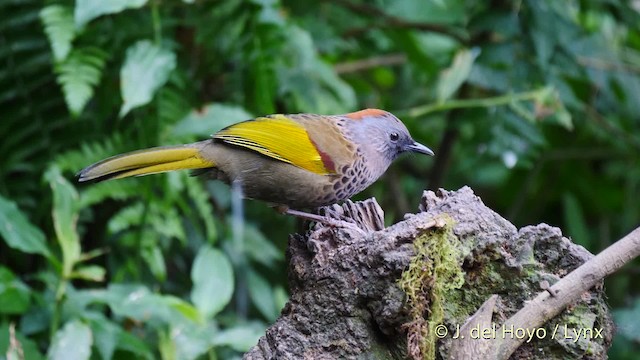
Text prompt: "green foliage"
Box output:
[[0, 267, 31, 315], [170, 103, 254, 138], [1, 0, 639, 357], [40, 5, 75, 61], [120, 40, 176, 117], [609, 299, 640, 359], [190, 246, 234, 319], [74, 0, 148, 29], [48, 320, 92, 360], [276, 25, 357, 113], [0, 195, 50, 257], [45, 167, 82, 277], [55, 47, 107, 116], [436, 48, 479, 102]]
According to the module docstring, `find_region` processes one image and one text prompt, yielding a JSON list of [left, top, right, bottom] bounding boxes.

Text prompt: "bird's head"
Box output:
[[342, 109, 434, 164]]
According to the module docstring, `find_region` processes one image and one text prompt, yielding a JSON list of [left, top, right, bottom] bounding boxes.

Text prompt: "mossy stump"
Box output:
[[244, 187, 613, 359]]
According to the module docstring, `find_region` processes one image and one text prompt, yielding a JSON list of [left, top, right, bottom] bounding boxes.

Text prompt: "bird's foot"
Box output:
[[279, 207, 366, 236]]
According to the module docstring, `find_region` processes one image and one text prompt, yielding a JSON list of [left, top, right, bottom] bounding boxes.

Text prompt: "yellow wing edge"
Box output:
[[214, 115, 334, 175]]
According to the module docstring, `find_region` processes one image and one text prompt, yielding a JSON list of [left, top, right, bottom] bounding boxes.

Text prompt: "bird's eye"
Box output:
[[389, 132, 399, 142]]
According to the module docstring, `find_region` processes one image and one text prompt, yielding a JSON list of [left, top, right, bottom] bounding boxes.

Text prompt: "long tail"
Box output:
[[78, 143, 215, 182]]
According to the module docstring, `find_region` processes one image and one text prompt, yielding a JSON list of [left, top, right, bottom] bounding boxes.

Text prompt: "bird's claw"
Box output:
[[280, 207, 367, 236]]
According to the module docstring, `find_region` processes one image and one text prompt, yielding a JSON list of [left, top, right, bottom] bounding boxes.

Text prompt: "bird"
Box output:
[[78, 109, 434, 229]]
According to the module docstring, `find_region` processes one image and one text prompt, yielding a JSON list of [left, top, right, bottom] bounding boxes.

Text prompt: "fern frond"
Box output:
[[55, 134, 127, 173], [149, 205, 186, 245], [157, 85, 191, 128], [1, 0, 68, 210], [40, 5, 75, 62], [185, 175, 217, 241], [107, 201, 186, 245], [108, 202, 144, 234], [55, 47, 107, 116]]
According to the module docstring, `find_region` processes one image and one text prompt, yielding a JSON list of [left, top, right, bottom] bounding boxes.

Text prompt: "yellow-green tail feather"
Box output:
[[78, 144, 215, 182]]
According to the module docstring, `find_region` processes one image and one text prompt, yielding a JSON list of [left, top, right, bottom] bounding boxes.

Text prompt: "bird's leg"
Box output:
[[275, 206, 366, 235]]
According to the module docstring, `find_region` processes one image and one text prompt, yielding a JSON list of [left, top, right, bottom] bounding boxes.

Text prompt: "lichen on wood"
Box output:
[[398, 216, 464, 360]]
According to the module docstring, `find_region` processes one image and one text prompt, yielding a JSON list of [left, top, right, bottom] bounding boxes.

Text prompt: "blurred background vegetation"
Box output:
[[1, 0, 639, 359]]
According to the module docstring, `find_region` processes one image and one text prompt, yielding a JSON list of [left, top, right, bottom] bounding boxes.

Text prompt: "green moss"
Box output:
[[398, 215, 465, 360]]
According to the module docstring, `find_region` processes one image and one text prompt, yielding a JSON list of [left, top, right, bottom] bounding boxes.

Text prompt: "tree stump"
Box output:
[[244, 187, 614, 359]]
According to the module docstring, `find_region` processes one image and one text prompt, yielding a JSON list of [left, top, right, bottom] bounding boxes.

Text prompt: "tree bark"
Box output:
[[244, 187, 615, 359]]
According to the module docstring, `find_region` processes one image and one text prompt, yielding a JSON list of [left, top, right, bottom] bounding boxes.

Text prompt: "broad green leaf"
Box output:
[[277, 26, 355, 114], [55, 47, 107, 116], [528, 1, 567, 70], [87, 314, 154, 360], [563, 193, 590, 248], [467, 63, 510, 92], [158, 329, 176, 360], [257, 6, 284, 26], [171, 103, 254, 138], [414, 32, 459, 61], [190, 246, 234, 318], [251, 43, 276, 115], [614, 299, 640, 342], [553, 108, 573, 130], [0, 195, 50, 257], [274, 285, 289, 311], [0, 267, 31, 314], [48, 320, 93, 360], [101, 284, 167, 322], [120, 40, 177, 117], [84, 284, 201, 325], [185, 176, 217, 241], [172, 322, 217, 360], [249, 0, 284, 25], [70, 265, 106, 282], [75, 0, 148, 28], [385, 0, 465, 24], [19, 308, 49, 336], [117, 329, 154, 360], [40, 5, 76, 61], [45, 167, 81, 276], [437, 48, 480, 102], [141, 243, 167, 281], [372, 67, 396, 88], [243, 224, 282, 267], [211, 323, 265, 352], [85, 313, 119, 360], [387, 31, 438, 77], [164, 295, 203, 323], [249, 0, 278, 7], [248, 269, 278, 321]]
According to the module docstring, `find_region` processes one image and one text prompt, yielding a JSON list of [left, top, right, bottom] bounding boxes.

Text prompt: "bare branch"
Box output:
[[335, 54, 407, 74], [493, 226, 640, 359], [578, 56, 640, 75]]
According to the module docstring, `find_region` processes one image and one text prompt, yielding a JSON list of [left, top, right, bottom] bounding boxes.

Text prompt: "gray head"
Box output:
[[342, 109, 434, 165]]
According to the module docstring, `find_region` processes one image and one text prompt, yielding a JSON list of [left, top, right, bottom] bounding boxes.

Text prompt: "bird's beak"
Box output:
[[404, 141, 435, 156]]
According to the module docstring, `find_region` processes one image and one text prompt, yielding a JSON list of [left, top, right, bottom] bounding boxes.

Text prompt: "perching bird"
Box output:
[[78, 109, 434, 227]]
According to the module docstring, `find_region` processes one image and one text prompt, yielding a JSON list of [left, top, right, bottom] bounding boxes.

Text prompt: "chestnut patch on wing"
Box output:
[[309, 139, 336, 173]]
